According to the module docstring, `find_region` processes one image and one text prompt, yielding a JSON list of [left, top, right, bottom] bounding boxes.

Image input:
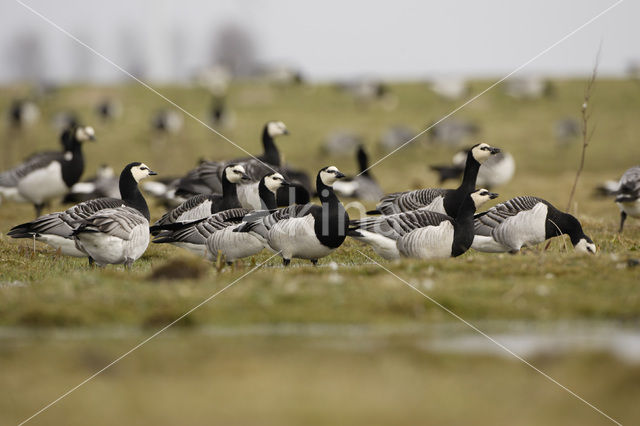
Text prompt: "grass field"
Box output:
[[1, 79, 639, 425]]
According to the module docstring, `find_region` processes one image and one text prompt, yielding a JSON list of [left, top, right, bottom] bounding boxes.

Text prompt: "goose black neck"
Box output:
[[457, 151, 481, 192], [221, 171, 240, 209], [455, 194, 477, 225], [357, 147, 370, 176], [317, 175, 339, 205], [60, 139, 85, 188], [119, 173, 150, 221], [261, 127, 281, 166], [451, 194, 478, 257], [547, 208, 585, 245], [258, 179, 278, 210]]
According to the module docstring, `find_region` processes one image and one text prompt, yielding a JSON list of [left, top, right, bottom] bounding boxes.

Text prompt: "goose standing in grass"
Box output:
[[0, 125, 95, 216], [350, 189, 498, 260], [8, 99, 40, 129], [9, 162, 156, 260], [472, 196, 596, 254], [333, 145, 383, 202], [614, 166, 640, 232], [153, 173, 290, 261], [235, 166, 348, 266], [372, 143, 500, 217], [150, 164, 249, 233]]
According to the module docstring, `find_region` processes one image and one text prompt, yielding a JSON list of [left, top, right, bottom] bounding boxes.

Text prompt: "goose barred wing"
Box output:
[[74, 207, 148, 240], [245, 204, 317, 228], [352, 210, 452, 239], [0, 153, 62, 187], [153, 194, 219, 228], [376, 188, 448, 214], [176, 161, 225, 195], [474, 196, 543, 235]]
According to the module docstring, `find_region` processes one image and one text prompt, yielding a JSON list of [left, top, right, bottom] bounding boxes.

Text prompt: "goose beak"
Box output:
[[489, 147, 501, 154], [489, 192, 499, 199], [148, 170, 158, 176], [335, 172, 346, 179], [240, 172, 251, 181], [283, 129, 290, 135], [282, 180, 293, 187]]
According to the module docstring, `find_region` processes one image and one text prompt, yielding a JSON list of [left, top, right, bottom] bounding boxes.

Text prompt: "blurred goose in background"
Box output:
[[8, 99, 40, 129], [209, 95, 234, 129], [0, 125, 95, 216], [371, 143, 500, 217], [431, 148, 515, 189], [150, 164, 249, 233], [429, 78, 470, 101], [9, 162, 155, 261], [378, 125, 417, 152], [333, 145, 383, 202], [504, 77, 555, 99], [554, 118, 580, 146], [63, 164, 120, 203], [152, 109, 184, 133], [51, 111, 79, 132], [428, 118, 479, 147], [235, 166, 348, 266], [613, 166, 640, 232], [472, 196, 596, 254], [350, 189, 498, 260], [322, 131, 362, 155], [95, 98, 122, 122]]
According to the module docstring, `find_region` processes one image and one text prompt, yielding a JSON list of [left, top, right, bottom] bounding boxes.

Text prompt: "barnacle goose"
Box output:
[[472, 196, 596, 254], [9, 162, 156, 260], [63, 165, 120, 203], [150, 164, 249, 234], [152, 173, 289, 261], [332, 145, 383, 202], [235, 166, 348, 266], [614, 166, 640, 232], [371, 143, 500, 217], [430, 149, 515, 189], [95, 98, 122, 122], [8, 99, 40, 128], [152, 110, 184, 133], [349, 189, 498, 260], [0, 125, 95, 216]]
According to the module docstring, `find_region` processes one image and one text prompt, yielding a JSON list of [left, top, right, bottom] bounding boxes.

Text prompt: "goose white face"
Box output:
[[470, 189, 499, 209], [75, 126, 96, 142], [225, 165, 248, 183], [575, 238, 597, 255], [320, 166, 345, 186], [265, 173, 286, 193], [471, 143, 498, 163], [131, 163, 156, 182], [267, 121, 288, 137]]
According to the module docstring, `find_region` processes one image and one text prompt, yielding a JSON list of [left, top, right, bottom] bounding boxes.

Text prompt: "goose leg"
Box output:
[[34, 203, 44, 218], [310, 259, 318, 266], [283, 258, 291, 267], [88, 257, 95, 267], [619, 211, 627, 233], [124, 258, 134, 270]]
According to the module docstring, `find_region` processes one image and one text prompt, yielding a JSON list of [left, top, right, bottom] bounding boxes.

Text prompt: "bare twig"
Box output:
[[566, 47, 601, 212]]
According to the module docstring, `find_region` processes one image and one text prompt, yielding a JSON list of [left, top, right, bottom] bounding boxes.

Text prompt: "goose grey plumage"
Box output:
[[614, 166, 640, 232], [235, 166, 349, 266], [150, 164, 249, 234], [472, 196, 596, 254], [333, 145, 383, 202], [371, 143, 500, 217], [8, 162, 156, 260], [0, 125, 95, 216], [349, 189, 498, 260], [152, 173, 289, 260], [430, 149, 515, 189]]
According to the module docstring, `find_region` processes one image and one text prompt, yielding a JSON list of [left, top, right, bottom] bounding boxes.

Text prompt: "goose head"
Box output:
[[319, 166, 346, 187], [470, 188, 499, 209], [127, 162, 158, 183], [224, 164, 250, 184], [263, 172, 290, 193], [470, 143, 500, 163], [75, 125, 96, 142], [574, 235, 597, 255], [266, 121, 289, 137]]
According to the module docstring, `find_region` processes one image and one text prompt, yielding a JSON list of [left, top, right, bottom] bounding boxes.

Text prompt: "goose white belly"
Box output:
[[477, 153, 515, 188], [171, 241, 209, 259], [75, 224, 150, 266], [237, 182, 261, 210], [351, 229, 401, 260], [267, 216, 333, 260], [38, 234, 87, 257], [206, 227, 266, 262], [397, 221, 455, 259], [617, 199, 640, 218], [0, 186, 27, 203], [17, 162, 68, 204], [473, 203, 547, 252]]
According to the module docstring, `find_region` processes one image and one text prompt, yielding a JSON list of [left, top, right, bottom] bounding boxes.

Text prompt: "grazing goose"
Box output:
[[235, 166, 348, 266], [372, 143, 500, 217], [153, 173, 289, 260], [63, 165, 120, 203], [8, 162, 156, 260], [472, 196, 596, 254], [614, 166, 640, 232], [349, 189, 498, 260], [430, 149, 515, 189], [150, 164, 249, 233], [333, 145, 384, 202], [0, 125, 95, 216]]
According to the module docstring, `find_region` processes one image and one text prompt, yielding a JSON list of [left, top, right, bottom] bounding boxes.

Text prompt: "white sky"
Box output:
[[1, 0, 637, 83]]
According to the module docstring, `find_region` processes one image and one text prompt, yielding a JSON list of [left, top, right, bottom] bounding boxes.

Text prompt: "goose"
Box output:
[[371, 143, 500, 217], [472, 196, 596, 254], [428, 119, 479, 147], [379, 125, 416, 152], [333, 145, 383, 202], [614, 166, 640, 232], [235, 166, 349, 266], [150, 164, 249, 233], [152, 173, 289, 260], [430, 149, 515, 189], [349, 189, 498, 260], [63, 165, 120, 203], [0, 125, 95, 216], [8, 99, 40, 128], [95, 98, 122, 122], [8, 162, 156, 260], [152, 110, 183, 133]]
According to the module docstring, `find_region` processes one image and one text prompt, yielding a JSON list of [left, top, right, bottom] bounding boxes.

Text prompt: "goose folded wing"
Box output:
[[474, 196, 543, 235], [0, 154, 62, 186], [377, 188, 448, 213], [248, 204, 317, 228], [153, 194, 220, 227], [353, 210, 451, 239], [75, 207, 148, 240]]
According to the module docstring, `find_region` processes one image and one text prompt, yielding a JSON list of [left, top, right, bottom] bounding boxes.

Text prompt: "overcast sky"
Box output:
[[1, 0, 637, 83]]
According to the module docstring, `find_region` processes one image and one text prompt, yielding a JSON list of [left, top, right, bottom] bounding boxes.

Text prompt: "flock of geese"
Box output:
[[1, 119, 638, 269]]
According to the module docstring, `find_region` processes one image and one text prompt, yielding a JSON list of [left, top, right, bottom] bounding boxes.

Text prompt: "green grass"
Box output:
[[1, 79, 640, 425]]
